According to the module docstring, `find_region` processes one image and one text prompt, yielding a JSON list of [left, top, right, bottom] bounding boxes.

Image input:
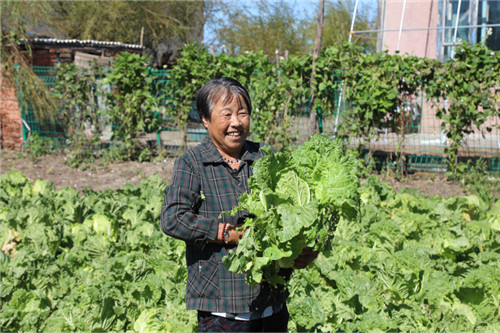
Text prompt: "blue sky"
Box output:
[[203, 0, 378, 45]]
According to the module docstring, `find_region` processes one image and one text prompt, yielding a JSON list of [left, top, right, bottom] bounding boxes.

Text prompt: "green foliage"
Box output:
[[339, 43, 436, 139], [163, 44, 215, 133], [25, 133, 57, 161], [0, 173, 197, 332], [338, 43, 438, 175], [223, 135, 361, 286], [1, 170, 498, 332], [8, 32, 500, 176], [458, 159, 500, 205], [166, 42, 498, 175], [53, 62, 103, 167], [211, 0, 312, 56], [288, 175, 500, 332], [104, 52, 162, 159], [424, 42, 500, 177]]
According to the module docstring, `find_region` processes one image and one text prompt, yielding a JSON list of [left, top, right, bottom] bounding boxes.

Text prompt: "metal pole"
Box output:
[[396, 0, 407, 52], [453, 0, 463, 42], [334, 84, 343, 136], [472, 0, 479, 43], [452, 0, 462, 57], [350, 23, 500, 34], [349, 0, 359, 43]]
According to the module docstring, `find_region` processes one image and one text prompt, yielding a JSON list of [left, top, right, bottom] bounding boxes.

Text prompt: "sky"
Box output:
[[203, 0, 378, 45]]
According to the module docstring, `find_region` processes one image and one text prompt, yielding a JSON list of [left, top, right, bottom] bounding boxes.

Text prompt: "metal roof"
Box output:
[[25, 38, 144, 50]]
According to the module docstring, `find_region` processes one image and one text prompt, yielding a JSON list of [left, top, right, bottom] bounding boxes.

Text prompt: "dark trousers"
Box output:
[[197, 305, 289, 332]]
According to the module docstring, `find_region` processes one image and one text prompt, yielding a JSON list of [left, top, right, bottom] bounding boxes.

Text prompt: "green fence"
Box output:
[[21, 67, 65, 143], [320, 72, 500, 174], [20, 66, 500, 173]]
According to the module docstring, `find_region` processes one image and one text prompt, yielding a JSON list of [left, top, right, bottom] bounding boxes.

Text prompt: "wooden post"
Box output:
[[309, 0, 325, 135], [140, 27, 144, 46]]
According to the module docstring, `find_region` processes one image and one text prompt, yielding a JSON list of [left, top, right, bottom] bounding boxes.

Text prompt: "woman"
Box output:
[[160, 77, 314, 332]]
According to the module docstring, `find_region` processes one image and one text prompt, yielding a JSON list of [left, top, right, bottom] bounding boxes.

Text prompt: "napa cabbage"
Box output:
[[223, 135, 360, 286]]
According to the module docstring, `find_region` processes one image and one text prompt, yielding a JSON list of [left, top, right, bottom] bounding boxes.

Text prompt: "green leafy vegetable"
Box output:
[[1, 165, 498, 332], [223, 135, 361, 286]]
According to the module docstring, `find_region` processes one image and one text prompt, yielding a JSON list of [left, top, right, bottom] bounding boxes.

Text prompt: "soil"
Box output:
[[0, 149, 174, 192], [0, 149, 468, 197]]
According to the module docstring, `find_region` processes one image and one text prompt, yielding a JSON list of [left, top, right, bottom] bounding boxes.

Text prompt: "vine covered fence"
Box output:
[[19, 43, 500, 174]]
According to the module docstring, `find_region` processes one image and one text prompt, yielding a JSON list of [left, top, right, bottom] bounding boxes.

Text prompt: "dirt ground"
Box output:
[[0, 149, 174, 192], [0, 149, 468, 197]]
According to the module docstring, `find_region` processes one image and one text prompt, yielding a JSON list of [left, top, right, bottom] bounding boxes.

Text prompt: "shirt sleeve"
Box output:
[[160, 155, 219, 248]]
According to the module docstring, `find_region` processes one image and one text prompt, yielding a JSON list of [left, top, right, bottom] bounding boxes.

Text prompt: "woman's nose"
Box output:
[[230, 114, 241, 126]]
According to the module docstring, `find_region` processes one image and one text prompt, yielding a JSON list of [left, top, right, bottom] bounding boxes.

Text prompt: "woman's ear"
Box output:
[[201, 115, 209, 128]]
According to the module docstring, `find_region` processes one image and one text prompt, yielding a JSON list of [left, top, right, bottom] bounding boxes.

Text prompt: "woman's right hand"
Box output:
[[215, 223, 245, 244], [225, 223, 246, 244]]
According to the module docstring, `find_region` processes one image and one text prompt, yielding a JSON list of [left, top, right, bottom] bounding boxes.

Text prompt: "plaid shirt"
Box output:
[[160, 136, 288, 313]]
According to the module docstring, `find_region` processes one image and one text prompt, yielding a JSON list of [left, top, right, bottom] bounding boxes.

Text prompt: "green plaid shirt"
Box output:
[[161, 137, 288, 313]]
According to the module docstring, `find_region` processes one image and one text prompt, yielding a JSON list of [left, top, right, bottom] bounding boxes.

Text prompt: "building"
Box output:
[[348, 0, 500, 171], [25, 38, 144, 68], [0, 38, 144, 150], [376, 0, 500, 60]]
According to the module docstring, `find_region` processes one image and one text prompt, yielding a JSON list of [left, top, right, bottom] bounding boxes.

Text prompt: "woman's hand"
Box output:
[[293, 247, 319, 269], [225, 224, 245, 244], [211, 223, 246, 244]]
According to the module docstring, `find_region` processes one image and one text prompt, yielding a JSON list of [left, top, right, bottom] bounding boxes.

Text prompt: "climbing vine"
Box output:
[[19, 40, 499, 175], [424, 41, 500, 178], [53, 62, 103, 166], [104, 52, 161, 160]]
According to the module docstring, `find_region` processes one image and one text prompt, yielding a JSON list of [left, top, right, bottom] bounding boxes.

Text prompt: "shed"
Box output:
[[0, 38, 144, 151], [25, 37, 144, 68]]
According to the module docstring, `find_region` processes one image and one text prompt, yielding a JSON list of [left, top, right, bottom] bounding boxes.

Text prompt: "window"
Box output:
[[479, 0, 500, 51], [440, 0, 499, 60]]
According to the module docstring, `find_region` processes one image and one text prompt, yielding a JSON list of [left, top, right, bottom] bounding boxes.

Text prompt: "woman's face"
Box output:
[[202, 93, 250, 158]]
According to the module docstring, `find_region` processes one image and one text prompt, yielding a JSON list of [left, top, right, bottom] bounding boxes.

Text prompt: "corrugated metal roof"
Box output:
[[26, 38, 144, 49]]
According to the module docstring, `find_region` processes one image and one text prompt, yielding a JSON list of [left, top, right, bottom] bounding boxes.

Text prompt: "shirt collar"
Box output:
[[200, 136, 260, 164]]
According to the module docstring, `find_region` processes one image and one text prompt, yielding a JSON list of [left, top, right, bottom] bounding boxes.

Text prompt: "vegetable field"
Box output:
[[1, 169, 499, 332]]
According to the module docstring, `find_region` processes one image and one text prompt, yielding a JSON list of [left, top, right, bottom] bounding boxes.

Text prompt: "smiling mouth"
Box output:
[[226, 131, 242, 137]]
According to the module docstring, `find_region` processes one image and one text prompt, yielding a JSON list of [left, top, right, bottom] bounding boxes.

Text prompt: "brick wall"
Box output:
[[32, 49, 58, 67], [0, 69, 23, 151]]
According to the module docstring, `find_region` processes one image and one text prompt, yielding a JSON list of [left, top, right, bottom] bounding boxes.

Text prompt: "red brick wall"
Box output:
[[0, 69, 23, 151], [32, 49, 58, 67]]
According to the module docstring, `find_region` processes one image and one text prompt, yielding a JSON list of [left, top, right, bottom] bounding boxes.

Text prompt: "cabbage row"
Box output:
[[288, 177, 500, 332], [1, 171, 499, 332], [0, 172, 196, 332]]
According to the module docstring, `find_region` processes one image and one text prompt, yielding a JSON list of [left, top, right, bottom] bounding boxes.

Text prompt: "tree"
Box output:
[[309, 0, 325, 134], [312, 0, 377, 53], [1, 0, 58, 122], [44, 1, 207, 65], [2, 1, 209, 67], [210, 0, 313, 56]]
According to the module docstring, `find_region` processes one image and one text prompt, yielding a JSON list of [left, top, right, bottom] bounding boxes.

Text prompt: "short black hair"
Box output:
[[196, 77, 252, 121]]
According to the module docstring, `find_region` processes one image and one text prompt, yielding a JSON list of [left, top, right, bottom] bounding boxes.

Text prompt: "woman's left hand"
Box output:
[[293, 247, 319, 269]]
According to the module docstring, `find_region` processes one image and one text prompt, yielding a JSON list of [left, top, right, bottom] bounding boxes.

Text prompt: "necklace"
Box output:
[[223, 156, 241, 165]]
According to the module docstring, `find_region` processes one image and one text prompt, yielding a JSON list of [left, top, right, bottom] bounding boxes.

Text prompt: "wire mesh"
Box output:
[[21, 67, 65, 144], [18, 65, 500, 173]]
